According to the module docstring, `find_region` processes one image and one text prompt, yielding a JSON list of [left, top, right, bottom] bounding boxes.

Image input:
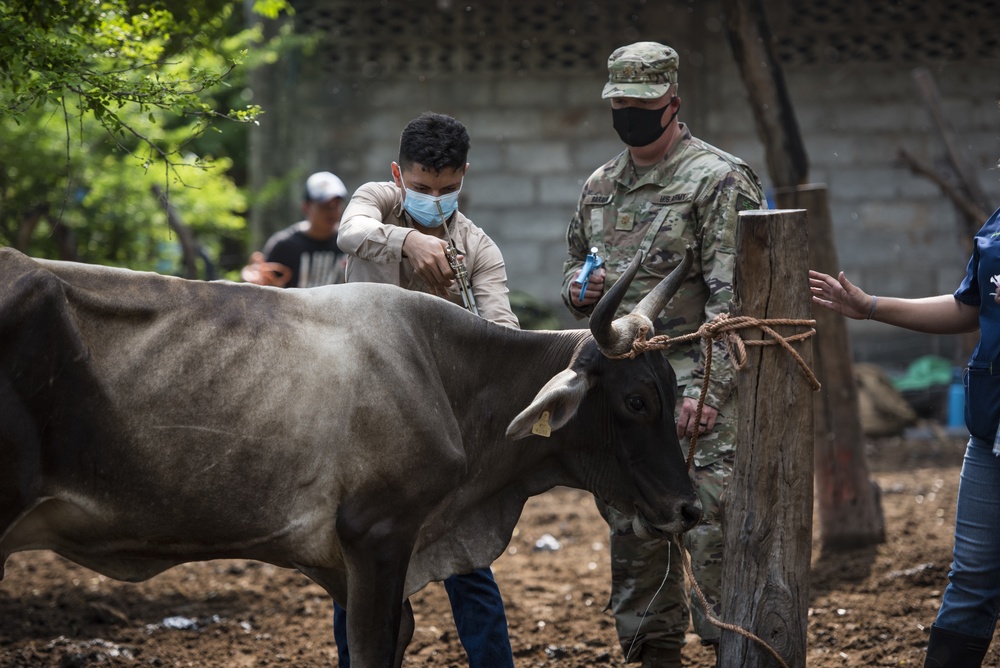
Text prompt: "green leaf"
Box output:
[[0, 0, 288, 275]]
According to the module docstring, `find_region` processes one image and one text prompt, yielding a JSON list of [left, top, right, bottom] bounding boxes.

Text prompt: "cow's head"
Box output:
[[507, 249, 702, 537]]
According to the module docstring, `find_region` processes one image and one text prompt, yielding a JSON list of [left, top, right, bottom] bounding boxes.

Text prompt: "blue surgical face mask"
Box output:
[[400, 176, 462, 228]]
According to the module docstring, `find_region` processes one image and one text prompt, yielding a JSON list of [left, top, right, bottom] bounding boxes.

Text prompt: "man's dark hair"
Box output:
[[398, 112, 469, 173]]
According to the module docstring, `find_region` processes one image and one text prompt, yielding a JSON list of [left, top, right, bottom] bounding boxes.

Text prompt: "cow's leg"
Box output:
[[339, 544, 411, 667], [328, 598, 413, 668], [0, 377, 42, 579], [394, 599, 414, 666], [327, 496, 424, 668]]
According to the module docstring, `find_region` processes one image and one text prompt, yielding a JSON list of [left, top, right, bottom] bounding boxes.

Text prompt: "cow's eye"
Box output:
[[626, 396, 645, 412]]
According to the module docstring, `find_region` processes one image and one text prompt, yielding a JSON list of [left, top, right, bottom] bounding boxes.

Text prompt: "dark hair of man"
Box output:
[[398, 112, 470, 174]]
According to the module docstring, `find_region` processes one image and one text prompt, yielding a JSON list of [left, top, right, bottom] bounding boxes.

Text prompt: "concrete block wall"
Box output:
[[691, 16, 1000, 368], [249, 0, 1000, 368]]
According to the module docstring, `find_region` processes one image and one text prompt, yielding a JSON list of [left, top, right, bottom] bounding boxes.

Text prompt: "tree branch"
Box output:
[[151, 183, 199, 279], [898, 147, 989, 235], [911, 67, 992, 215]]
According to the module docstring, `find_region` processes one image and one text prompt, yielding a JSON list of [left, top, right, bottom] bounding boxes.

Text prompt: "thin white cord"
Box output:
[[624, 537, 674, 662]]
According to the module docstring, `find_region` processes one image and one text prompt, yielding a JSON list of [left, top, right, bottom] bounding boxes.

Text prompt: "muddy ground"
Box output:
[[1, 430, 992, 667]]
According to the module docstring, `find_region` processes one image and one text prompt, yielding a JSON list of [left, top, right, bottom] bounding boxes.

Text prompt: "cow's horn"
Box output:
[[590, 250, 644, 355], [590, 248, 694, 357], [633, 246, 694, 322]]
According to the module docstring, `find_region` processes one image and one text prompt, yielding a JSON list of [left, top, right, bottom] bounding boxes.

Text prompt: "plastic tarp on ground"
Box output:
[[892, 355, 954, 392]]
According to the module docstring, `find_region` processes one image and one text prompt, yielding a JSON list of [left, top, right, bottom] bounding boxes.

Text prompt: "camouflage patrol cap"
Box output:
[[602, 42, 679, 99]]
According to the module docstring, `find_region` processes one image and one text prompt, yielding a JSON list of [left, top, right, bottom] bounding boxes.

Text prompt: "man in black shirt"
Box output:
[[242, 171, 349, 288]]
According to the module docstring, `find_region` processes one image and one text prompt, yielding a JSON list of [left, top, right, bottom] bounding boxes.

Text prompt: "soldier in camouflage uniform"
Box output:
[[561, 42, 764, 667]]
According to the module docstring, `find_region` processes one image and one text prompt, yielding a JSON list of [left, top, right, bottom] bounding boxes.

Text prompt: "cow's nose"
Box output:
[[680, 499, 703, 530]]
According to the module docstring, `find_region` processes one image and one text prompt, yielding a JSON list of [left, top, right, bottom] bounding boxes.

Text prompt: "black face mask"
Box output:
[[611, 98, 678, 147]]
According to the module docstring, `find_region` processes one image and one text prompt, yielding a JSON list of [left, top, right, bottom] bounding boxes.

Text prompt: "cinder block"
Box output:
[[540, 107, 608, 140], [500, 240, 545, 278], [462, 174, 535, 207], [571, 140, 627, 175], [835, 103, 927, 133], [866, 263, 943, 298], [826, 166, 899, 199], [565, 77, 607, 107], [855, 199, 939, 232], [361, 142, 398, 180], [896, 173, 949, 199], [365, 111, 413, 140], [462, 110, 542, 140], [483, 206, 569, 242], [703, 106, 757, 135], [805, 135, 897, 166], [506, 141, 572, 174], [364, 80, 436, 108], [443, 77, 495, 107], [495, 78, 566, 107], [466, 141, 505, 172], [505, 246, 565, 303], [538, 174, 586, 207]]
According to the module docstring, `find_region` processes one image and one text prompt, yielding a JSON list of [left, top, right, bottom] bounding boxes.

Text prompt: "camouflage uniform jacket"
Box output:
[[340, 181, 519, 329], [562, 124, 764, 413]]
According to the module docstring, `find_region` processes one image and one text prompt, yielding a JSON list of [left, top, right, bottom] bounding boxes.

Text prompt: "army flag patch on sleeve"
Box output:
[[736, 193, 758, 212]]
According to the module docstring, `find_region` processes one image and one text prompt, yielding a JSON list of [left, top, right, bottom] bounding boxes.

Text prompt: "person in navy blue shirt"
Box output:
[[810, 205, 1000, 668]]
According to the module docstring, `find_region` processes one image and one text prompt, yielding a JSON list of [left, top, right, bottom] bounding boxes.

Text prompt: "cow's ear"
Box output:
[[506, 369, 592, 440]]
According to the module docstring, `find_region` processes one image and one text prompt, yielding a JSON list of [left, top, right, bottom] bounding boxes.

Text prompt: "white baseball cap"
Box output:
[[305, 171, 348, 202]]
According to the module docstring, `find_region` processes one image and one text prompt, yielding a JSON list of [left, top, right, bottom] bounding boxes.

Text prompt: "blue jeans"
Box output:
[[333, 567, 514, 668], [935, 436, 1000, 639]]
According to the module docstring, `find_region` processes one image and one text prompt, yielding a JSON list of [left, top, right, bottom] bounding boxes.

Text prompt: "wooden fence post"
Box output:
[[719, 209, 814, 668], [775, 184, 886, 551]]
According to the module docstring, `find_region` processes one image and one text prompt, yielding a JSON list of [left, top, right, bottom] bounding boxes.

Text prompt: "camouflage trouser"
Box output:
[[599, 395, 735, 660]]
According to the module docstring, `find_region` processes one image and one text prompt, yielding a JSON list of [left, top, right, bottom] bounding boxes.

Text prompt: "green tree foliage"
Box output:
[[1, 105, 247, 277], [0, 0, 291, 278]]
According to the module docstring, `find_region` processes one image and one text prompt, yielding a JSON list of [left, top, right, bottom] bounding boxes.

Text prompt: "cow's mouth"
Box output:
[[630, 497, 703, 538], [631, 509, 671, 540]]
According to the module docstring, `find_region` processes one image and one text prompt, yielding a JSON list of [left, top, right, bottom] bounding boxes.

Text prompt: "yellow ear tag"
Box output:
[[531, 410, 552, 438]]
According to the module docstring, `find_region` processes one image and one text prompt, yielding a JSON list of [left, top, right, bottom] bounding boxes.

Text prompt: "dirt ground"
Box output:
[[1, 430, 994, 667]]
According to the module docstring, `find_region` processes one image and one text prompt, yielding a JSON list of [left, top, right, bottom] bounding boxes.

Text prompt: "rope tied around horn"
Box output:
[[607, 312, 821, 468]]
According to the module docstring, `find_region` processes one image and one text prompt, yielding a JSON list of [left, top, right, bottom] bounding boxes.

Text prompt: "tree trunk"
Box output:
[[16, 205, 79, 262], [151, 184, 199, 279], [722, 0, 809, 188], [720, 209, 813, 667], [775, 184, 886, 551]]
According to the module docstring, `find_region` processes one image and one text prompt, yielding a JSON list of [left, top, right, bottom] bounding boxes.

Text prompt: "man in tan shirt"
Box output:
[[338, 112, 518, 329], [334, 112, 517, 667]]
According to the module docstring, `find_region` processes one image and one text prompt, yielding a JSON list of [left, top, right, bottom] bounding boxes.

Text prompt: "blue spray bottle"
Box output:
[[947, 367, 965, 429]]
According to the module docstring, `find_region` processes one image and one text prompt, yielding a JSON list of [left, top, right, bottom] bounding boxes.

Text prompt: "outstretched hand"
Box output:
[[241, 252, 292, 288], [809, 269, 874, 320]]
